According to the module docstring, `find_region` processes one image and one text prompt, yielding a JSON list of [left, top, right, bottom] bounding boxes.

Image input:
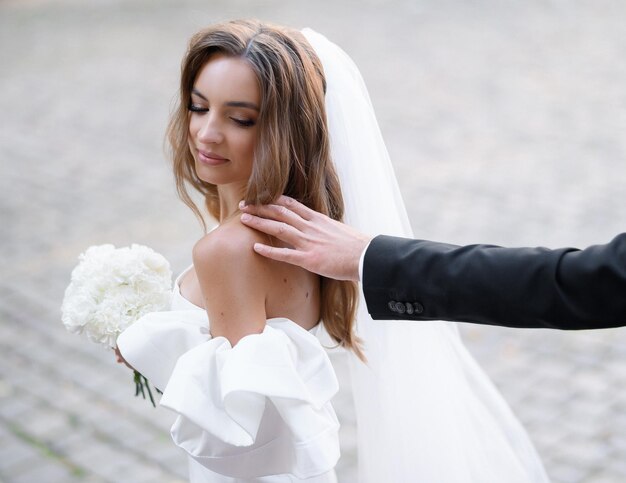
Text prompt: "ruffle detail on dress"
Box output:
[[118, 313, 340, 479], [116, 310, 209, 392]]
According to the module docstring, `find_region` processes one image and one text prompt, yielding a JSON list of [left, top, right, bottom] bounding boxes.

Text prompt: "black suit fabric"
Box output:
[[362, 233, 626, 330]]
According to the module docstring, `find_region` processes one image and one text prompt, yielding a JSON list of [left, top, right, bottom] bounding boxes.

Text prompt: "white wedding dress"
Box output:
[[118, 266, 340, 482], [119, 28, 550, 483]]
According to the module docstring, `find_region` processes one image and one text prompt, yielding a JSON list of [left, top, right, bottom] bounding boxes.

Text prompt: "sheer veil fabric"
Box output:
[[302, 29, 550, 482]]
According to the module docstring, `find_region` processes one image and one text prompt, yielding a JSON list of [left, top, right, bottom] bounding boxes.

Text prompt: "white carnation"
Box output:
[[61, 244, 172, 348]]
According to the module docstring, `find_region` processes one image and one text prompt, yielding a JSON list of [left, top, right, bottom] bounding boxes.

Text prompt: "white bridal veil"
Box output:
[[302, 29, 550, 482]]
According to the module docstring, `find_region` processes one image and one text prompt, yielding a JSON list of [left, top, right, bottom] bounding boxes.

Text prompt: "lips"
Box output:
[[197, 149, 229, 166]]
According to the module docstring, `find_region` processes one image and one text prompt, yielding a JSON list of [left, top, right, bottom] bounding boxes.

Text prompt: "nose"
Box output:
[[196, 113, 224, 144]]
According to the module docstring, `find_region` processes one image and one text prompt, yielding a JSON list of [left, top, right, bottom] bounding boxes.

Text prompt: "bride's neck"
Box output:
[[217, 184, 246, 223]]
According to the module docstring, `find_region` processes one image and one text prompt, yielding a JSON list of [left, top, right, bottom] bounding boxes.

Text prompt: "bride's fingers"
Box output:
[[241, 213, 303, 246], [114, 347, 132, 368]]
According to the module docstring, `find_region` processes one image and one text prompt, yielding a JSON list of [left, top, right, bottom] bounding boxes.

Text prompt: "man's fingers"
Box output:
[[273, 196, 317, 221], [239, 199, 309, 229], [252, 243, 306, 268], [240, 196, 317, 224], [241, 213, 301, 245]]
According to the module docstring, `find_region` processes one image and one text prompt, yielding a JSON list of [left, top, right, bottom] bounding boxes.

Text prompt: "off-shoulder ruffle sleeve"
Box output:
[[116, 313, 340, 479]]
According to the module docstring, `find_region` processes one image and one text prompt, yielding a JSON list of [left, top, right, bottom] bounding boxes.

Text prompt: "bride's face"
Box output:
[[188, 54, 260, 188]]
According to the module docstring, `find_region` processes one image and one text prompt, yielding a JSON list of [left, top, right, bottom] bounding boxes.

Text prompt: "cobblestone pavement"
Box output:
[[1, 0, 625, 481]]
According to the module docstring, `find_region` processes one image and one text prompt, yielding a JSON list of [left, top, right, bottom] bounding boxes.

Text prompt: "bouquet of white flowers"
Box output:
[[61, 244, 173, 406]]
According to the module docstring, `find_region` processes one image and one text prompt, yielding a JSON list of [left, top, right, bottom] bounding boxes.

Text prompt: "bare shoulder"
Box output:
[[192, 218, 270, 278], [192, 217, 320, 334], [192, 219, 272, 344]]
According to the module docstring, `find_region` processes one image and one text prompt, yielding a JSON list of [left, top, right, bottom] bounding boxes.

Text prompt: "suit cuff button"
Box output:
[[388, 301, 397, 312], [413, 302, 424, 314], [394, 301, 407, 314]]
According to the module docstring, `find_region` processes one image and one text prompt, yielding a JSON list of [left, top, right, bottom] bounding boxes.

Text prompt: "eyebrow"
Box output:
[[191, 88, 260, 112]]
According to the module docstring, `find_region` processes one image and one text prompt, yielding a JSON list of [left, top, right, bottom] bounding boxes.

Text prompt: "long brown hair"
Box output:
[[167, 19, 363, 360]]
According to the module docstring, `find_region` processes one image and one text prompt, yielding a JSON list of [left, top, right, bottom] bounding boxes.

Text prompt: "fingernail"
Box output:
[[241, 213, 251, 222], [239, 200, 245, 209]]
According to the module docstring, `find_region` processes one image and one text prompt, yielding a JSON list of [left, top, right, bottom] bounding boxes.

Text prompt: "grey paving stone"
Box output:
[[120, 465, 186, 483], [548, 462, 589, 483], [16, 408, 69, 441], [0, 393, 39, 422], [0, 440, 41, 473], [9, 463, 76, 483]]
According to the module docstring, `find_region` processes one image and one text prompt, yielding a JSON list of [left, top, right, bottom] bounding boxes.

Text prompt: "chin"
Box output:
[[194, 161, 218, 185]]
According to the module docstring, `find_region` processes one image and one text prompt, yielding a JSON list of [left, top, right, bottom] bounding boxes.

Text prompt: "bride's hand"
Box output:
[[113, 346, 135, 371], [239, 196, 371, 281]]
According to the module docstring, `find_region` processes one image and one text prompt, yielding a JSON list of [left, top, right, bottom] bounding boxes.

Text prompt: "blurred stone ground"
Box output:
[[1, 0, 625, 481]]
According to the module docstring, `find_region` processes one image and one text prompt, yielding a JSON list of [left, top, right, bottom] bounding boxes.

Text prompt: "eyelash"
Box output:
[[188, 104, 256, 127], [234, 119, 255, 127], [188, 103, 208, 113]]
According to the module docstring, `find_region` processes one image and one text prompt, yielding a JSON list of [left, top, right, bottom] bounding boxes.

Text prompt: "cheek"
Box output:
[[187, 137, 195, 156], [187, 123, 196, 151], [234, 131, 257, 163], [244, 137, 256, 160], [188, 116, 200, 138]]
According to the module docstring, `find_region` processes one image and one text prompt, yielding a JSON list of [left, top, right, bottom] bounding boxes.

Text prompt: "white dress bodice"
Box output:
[[117, 267, 340, 482]]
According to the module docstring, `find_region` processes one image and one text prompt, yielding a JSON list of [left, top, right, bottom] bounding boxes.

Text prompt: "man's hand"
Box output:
[[239, 196, 372, 281]]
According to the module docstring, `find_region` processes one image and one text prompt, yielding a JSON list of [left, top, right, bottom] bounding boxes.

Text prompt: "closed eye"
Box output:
[[188, 103, 208, 113], [232, 118, 256, 127]]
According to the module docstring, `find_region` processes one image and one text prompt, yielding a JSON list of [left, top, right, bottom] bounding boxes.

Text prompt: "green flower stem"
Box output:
[[133, 370, 159, 407]]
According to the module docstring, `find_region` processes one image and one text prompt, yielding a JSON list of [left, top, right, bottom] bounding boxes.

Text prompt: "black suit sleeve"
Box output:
[[362, 233, 626, 329]]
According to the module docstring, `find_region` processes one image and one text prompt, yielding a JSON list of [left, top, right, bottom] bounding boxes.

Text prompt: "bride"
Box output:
[[117, 19, 550, 482]]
